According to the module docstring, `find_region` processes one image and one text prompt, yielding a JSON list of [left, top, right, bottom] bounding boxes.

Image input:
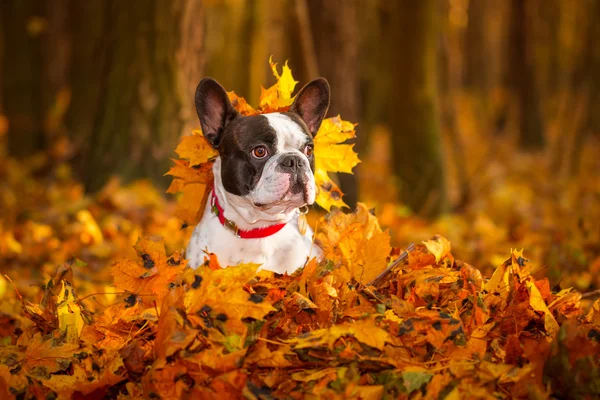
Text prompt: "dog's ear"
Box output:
[[195, 78, 239, 147], [289, 78, 330, 135]]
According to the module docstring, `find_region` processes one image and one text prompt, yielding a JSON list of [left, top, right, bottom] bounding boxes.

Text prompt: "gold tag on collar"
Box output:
[[298, 214, 308, 236]]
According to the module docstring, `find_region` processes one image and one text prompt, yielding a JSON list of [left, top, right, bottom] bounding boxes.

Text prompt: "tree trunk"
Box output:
[[569, 0, 600, 176], [0, 0, 46, 156], [507, 0, 546, 150], [203, 0, 252, 100], [464, 0, 489, 93], [67, 0, 205, 192], [387, 1, 448, 217], [248, 0, 294, 106], [307, 0, 360, 208], [439, 0, 470, 210]]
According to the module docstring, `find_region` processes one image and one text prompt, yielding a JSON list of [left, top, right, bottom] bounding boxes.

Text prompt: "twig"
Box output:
[[582, 289, 600, 299], [76, 291, 155, 305], [367, 243, 416, 287], [3, 275, 24, 302]]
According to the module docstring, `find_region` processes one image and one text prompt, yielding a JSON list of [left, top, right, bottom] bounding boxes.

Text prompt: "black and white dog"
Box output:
[[186, 77, 330, 274]]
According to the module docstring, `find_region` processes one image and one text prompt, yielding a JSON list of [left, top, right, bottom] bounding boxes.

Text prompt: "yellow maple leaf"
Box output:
[[20, 334, 79, 374], [482, 254, 514, 312], [174, 132, 218, 167], [174, 182, 211, 227], [56, 280, 84, 343], [585, 299, 600, 324], [259, 56, 299, 111], [111, 237, 187, 300], [184, 262, 275, 336], [244, 340, 294, 368], [44, 353, 124, 397], [525, 279, 559, 337], [314, 169, 348, 210], [422, 236, 452, 263], [314, 115, 360, 169], [165, 132, 215, 227], [287, 317, 390, 350], [313, 117, 360, 210], [166, 159, 213, 184], [315, 143, 360, 174], [315, 203, 391, 283]]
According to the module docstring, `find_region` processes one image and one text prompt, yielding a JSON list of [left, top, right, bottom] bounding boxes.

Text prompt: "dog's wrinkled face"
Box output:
[[219, 112, 316, 208], [195, 78, 330, 212]]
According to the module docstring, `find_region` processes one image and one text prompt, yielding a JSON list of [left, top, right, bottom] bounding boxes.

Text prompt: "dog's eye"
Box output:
[[303, 144, 314, 157], [251, 145, 269, 159]]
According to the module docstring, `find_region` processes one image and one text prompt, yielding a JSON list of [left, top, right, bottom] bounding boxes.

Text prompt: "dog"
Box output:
[[186, 77, 330, 274]]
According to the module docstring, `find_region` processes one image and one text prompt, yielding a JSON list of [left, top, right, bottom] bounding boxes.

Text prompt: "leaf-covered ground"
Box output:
[[1, 145, 600, 400]]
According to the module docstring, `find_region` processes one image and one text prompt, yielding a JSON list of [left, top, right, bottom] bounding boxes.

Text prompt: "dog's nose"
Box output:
[[279, 153, 303, 172]]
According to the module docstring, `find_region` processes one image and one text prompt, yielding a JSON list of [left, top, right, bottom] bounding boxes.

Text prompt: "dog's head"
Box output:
[[195, 77, 330, 214]]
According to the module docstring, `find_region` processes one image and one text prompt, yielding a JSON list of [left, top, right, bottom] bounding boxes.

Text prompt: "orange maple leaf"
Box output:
[[111, 236, 187, 300]]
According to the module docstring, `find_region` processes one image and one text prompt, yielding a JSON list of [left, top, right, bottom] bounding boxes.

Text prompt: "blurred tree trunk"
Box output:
[[439, 0, 470, 210], [540, 0, 561, 95], [464, 0, 489, 94], [67, 0, 204, 192], [585, 0, 600, 137], [507, 0, 546, 150], [359, 0, 391, 149], [569, 0, 600, 175], [204, 0, 252, 100], [248, 0, 293, 106], [0, 1, 46, 156], [308, 0, 360, 208], [388, 1, 448, 217]]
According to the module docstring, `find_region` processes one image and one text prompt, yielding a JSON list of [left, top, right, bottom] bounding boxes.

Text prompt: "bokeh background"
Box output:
[[1, 0, 599, 288]]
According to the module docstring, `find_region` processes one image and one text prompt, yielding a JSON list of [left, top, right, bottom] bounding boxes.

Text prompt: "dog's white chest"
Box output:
[[186, 200, 318, 274]]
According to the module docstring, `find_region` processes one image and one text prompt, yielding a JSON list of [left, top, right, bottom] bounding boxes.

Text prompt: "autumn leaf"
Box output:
[[314, 169, 348, 210], [287, 317, 390, 351], [244, 340, 294, 368], [227, 91, 257, 116], [315, 203, 391, 283], [525, 279, 559, 336], [174, 132, 218, 167], [56, 280, 84, 343], [314, 116, 360, 174], [422, 235, 451, 263], [18, 334, 79, 375], [111, 236, 186, 300], [154, 288, 197, 363], [259, 56, 299, 111], [175, 182, 211, 227], [312, 116, 361, 210], [165, 159, 213, 184], [165, 131, 216, 227], [44, 352, 125, 397], [184, 262, 275, 336]]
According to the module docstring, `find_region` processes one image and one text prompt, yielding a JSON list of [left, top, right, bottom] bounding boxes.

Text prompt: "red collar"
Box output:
[[210, 189, 287, 239]]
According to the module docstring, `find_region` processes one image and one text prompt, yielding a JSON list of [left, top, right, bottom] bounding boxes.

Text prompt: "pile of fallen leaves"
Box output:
[[2, 61, 600, 399]]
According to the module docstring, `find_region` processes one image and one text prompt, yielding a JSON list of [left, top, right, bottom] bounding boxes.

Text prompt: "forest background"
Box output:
[[2, 0, 599, 287]]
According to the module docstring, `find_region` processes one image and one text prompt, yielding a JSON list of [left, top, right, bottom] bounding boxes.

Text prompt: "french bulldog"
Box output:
[[186, 77, 330, 274]]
